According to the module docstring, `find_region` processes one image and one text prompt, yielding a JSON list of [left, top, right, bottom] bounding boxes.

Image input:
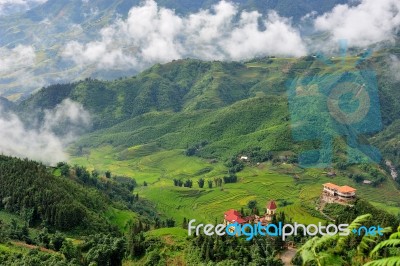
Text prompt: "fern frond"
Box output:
[[390, 232, 400, 240], [314, 234, 338, 251], [358, 235, 378, 254], [336, 214, 372, 252], [359, 226, 393, 255], [347, 214, 372, 231], [299, 237, 318, 262], [370, 239, 400, 256], [364, 256, 400, 266]]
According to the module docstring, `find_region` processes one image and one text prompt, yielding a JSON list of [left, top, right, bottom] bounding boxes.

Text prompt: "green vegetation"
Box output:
[[6, 53, 400, 264], [70, 148, 400, 227], [0, 154, 184, 265], [0, 155, 110, 232], [18, 55, 400, 172], [296, 213, 400, 266]]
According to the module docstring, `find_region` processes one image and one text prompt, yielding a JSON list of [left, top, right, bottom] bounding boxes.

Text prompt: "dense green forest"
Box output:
[[0, 155, 162, 232]]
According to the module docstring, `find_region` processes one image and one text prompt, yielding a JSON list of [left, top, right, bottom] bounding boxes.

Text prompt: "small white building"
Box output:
[[240, 156, 248, 161]]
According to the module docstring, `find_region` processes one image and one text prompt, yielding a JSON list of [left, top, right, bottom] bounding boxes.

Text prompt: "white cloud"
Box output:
[[0, 0, 47, 15], [62, 0, 306, 71], [0, 45, 47, 93], [389, 55, 400, 81], [0, 99, 91, 165], [0, 45, 36, 73], [221, 11, 306, 60], [314, 0, 400, 47], [3, 0, 400, 94]]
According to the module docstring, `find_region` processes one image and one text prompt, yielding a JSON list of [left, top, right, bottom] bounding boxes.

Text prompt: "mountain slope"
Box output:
[[0, 154, 159, 234], [18, 52, 400, 165]]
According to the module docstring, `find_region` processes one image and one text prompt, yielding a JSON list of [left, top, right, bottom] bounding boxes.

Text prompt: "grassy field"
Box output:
[[0, 211, 25, 225], [105, 208, 137, 233], [123, 227, 188, 266], [71, 146, 400, 228]]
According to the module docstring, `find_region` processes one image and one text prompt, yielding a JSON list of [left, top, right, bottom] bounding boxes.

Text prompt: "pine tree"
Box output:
[[182, 218, 187, 229]]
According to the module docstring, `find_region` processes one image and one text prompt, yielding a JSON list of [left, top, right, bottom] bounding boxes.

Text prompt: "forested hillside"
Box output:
[[0, 155, 160, 232], [17, 51, 400, 168]]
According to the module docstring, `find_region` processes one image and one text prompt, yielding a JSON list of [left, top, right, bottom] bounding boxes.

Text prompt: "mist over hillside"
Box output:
[[2, 0, 399, 100]]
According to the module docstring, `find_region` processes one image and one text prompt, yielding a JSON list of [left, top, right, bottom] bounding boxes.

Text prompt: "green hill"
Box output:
[[17, 54, 400, 227], [0, 155, 160, 233], [4, 52, 400, 265], [13, 53, 400, 213], [19, 53, 400, 166]]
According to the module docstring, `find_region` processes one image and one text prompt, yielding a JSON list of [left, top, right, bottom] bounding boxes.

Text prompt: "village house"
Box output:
[[239, 155, 249, 161], [363, 179, 372, 185], [322, 182, 356, 204], [326, 171, 336, 177], [223, 200, 277, 226], [253, 200, 277, 225]]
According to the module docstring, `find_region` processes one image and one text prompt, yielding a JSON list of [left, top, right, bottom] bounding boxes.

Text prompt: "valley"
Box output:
[[71, 146, 400, 225], [0, 0, 399, 262], [0, 54, 399, 264]]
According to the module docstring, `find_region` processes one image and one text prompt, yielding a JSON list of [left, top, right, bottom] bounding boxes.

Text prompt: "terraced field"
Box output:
[[71, 146, 400, 226]]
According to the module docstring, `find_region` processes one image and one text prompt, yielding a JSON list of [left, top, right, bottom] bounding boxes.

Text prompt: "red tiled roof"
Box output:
[[323, 183, 356, 193], [267, 200, 277, 210], [224, 209, 246, 224], [338, 185, 356, 193], [323, 183, 340, 190]]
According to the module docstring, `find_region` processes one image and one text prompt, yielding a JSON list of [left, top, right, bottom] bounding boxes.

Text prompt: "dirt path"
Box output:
[[317, 200, 335, 222], [318, 208, 335, 222], [280, 247, 297, 266], [385, 160, 398, 180], [12, 241, 56, 254]]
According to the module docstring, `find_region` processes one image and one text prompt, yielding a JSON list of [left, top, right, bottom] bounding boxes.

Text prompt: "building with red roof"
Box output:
[[267, 200, 277, 212], [265, 200, 277, 222], [224, 200, 278, 226], [322, 183, 356, 204], [224, 209, 247, 225]]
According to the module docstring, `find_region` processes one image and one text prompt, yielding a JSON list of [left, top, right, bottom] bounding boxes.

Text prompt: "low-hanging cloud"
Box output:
[[314, 0, 400, 47], [0, 99, 90, 165], [2, 0, 400, 95], [389, 54, 400, 81], [62, 0, 306, 71], [0, 0, 47, 16], [0, 45, 36, 73], [0, 45, 47, 95]]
